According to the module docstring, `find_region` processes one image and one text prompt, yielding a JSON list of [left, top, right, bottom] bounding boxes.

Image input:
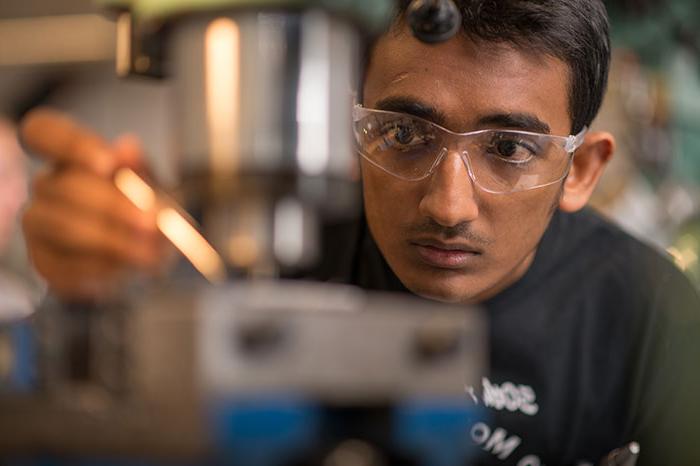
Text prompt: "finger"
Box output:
[[32, 168, 158, 234], [112, 133, 148, 174], [27, 245, 126, 300], [23, 199, 164, 270], [20, 107, 115, 177]]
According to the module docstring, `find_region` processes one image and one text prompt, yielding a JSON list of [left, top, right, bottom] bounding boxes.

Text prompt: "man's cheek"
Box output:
[[366, 177, 402, 219]]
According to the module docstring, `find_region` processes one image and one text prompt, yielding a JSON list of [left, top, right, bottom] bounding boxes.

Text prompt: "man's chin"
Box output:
[[403, 281, 479, 305]]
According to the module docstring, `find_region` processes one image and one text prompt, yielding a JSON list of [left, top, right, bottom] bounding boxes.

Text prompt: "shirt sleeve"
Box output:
[[628, 267, 700, 466]]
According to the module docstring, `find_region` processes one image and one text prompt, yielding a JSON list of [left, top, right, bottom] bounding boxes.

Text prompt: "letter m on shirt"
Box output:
[[484, 428, 522, 460]]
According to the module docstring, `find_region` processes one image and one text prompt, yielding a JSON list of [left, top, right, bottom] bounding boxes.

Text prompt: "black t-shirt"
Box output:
[[313, 207, 700, 466]]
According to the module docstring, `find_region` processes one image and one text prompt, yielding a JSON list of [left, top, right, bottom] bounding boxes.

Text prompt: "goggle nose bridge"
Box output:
[[425, 145, 478, 185]]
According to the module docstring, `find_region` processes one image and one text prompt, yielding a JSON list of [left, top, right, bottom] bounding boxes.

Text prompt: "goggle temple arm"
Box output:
[[565, 126, 588, 153]]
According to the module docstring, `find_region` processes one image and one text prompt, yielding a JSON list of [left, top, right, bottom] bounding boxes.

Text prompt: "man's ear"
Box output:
[[559, 131, 615, 212]]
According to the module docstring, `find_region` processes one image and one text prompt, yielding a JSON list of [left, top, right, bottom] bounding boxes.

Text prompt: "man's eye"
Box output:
[[487, 134, 539, 163], [393, 125, 416, 145], [382, 122, 432, 151]]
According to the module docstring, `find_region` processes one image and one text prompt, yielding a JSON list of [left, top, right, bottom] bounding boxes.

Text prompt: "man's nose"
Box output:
[[418, 150, 479, 227]]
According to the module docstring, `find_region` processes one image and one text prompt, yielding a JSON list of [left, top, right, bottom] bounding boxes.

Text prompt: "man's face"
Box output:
[[361, 27, 572, 303]]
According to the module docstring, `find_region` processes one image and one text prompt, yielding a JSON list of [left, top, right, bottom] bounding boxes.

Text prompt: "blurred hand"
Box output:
[[21, 108, 166, 300]]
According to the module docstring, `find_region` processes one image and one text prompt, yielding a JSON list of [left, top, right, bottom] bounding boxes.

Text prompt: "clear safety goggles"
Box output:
[[352, 105, 587, 194]]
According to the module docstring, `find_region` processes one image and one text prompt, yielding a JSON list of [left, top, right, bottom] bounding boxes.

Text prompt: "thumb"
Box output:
[[112, 133, 148, 175]]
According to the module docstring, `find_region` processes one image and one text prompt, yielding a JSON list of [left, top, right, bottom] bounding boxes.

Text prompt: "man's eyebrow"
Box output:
[[372, 98, 552, 134], [374, 97, 448, 126], [476, 113, 551, 134]]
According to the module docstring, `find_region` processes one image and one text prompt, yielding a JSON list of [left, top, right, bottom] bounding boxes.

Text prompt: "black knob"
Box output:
[[236, 320, 286, 357], [406, 0, 462, 44], [412, 323, 462, 363]]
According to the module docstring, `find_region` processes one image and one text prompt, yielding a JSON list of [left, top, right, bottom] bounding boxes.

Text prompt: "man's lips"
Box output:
[[411, 238, 483, 269]]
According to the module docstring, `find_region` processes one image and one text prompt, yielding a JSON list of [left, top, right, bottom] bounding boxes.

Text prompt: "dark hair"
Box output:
[[387, 0, 611, 133]]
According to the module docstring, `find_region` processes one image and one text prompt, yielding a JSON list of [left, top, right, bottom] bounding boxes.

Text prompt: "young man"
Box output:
[[20, 0, 700, 464]]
